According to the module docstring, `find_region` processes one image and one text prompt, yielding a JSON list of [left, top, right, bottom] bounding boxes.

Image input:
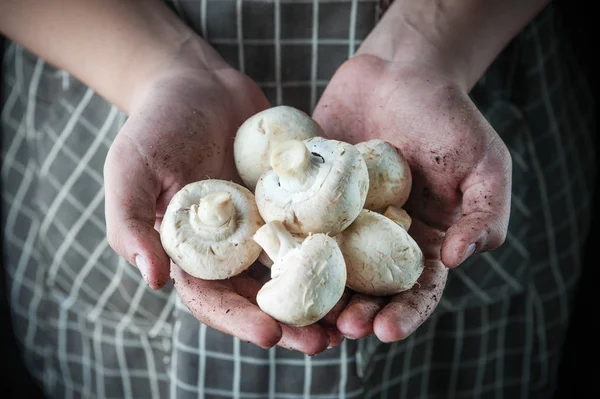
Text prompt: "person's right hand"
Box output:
[[103, 58, 336, 355]]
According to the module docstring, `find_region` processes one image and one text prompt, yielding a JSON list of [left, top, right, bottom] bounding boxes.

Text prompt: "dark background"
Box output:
[[0, 1, 598, 398]]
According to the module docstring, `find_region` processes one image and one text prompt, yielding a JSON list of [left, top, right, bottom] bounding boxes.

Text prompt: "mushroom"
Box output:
[[355, 139, 412, 212], [383, 205, 412, 231], [233, 105, 322, 191], [256, 232, 304, 268], [253, 221, 347, 327], [160, 179, 264, 280], [257, 251, 274, 269], [335, 207, 424, 296], [254, 137, 369, 236]]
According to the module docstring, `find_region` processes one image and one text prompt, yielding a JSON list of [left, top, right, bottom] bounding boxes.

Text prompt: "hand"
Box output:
[[312, 54, 512, 342], [103, 62, 337, 354]]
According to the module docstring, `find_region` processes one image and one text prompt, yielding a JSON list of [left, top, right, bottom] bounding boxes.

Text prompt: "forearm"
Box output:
[[358, 0, 549, 90], [0, 0, 226, 113]]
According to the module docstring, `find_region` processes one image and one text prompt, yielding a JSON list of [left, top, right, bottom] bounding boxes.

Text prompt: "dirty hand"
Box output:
[[312, 54, 512, 342], [104, 63, 337, 355]]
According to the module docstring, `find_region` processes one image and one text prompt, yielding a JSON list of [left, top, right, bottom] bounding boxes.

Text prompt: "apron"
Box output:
[[1, 1, 596, 398]]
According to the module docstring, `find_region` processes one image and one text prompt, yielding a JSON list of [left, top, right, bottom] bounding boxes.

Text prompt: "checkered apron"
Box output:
[[1, 1, 596, 398]]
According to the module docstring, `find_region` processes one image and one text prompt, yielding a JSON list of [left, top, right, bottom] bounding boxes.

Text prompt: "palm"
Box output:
[[105, 69, 261, 285], [114, 70, 265, 204], [312, 54, 512, 341]]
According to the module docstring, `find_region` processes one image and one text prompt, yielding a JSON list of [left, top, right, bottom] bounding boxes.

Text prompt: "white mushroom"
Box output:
[[254, 137, 369, 236], [355, 139, 412, 212], [253, 221, 347, 327], [335, 207, 424, 296], [233, 105, 322, 191], [257, 251, 275, 269], [160, 180, 264, 280], [383, 205, 412, 231], [256, 232, 304, 268]]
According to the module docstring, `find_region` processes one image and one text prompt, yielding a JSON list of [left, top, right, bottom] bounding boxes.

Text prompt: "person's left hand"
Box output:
[[312, 54, 512, 342]]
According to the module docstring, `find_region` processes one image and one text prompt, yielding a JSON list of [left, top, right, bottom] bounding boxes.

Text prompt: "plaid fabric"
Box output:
[[1, 1, 596, 398]]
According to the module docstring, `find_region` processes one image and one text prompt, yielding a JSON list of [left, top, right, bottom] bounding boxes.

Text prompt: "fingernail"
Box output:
[[459, 243, 476, 265], [135, 255, 150, 281], [326, 328, 344, 349]]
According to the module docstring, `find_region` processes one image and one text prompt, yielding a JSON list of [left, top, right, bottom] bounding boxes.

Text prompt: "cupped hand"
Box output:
[[104, 64, 335, 354], [312, 54, 512, 342]]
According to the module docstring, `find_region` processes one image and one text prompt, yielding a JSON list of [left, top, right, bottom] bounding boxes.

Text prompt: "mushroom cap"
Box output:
[[335, 209, 424, 296], [255, 231, 347, 327], [233, 105, 322, 191], [355, 139, 412, 212], [160, 179, 264, 280], [255, 137, 369, 236]]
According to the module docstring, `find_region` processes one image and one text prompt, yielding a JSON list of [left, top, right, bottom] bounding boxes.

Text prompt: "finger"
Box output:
[[325, 327, 345, 349], [230, 265, 272, 304], [318, 289, 352, 349], [278, 324, 331, 355], [171, 264, 283, 349], [442, 138, 512, 268], [373, 260, 448, 342], [104, 133, 170, 290], [336, 294, 389, 339], [240, 262, 272, 287], [319, 288, 353, 328]]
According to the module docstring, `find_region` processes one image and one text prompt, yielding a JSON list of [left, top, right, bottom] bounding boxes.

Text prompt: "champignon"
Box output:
[[254, 137, 369, 236], [335, 207, 424, 296], [160, 179, 264, 280], [256, 232, 304, 268], [233, 105, 322, 191], [253, 221, 347, 326], [383, 205, 412, 231], [355, 139, 412, 212]]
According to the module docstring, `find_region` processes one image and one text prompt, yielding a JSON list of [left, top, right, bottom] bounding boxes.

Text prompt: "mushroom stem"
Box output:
[[269, 139, 320, 192], [384, 205, 412, 231], [253, 221, 300, 266], [193, 191, 234, 227]]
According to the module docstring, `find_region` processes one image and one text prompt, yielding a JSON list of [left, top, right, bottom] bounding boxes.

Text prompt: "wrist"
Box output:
[[357, 0, 548, 91], [356, 1, 470, 91], [117, 3, 232, 114], [126, 32, 230, 113]]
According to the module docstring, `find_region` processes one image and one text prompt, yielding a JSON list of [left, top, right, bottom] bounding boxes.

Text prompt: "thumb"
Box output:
[[104, 133, 170, 290], [441, 138, 512, 268]]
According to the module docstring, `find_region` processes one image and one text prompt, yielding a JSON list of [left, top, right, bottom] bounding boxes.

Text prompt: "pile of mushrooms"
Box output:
[[160, 105, 424, 327]]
